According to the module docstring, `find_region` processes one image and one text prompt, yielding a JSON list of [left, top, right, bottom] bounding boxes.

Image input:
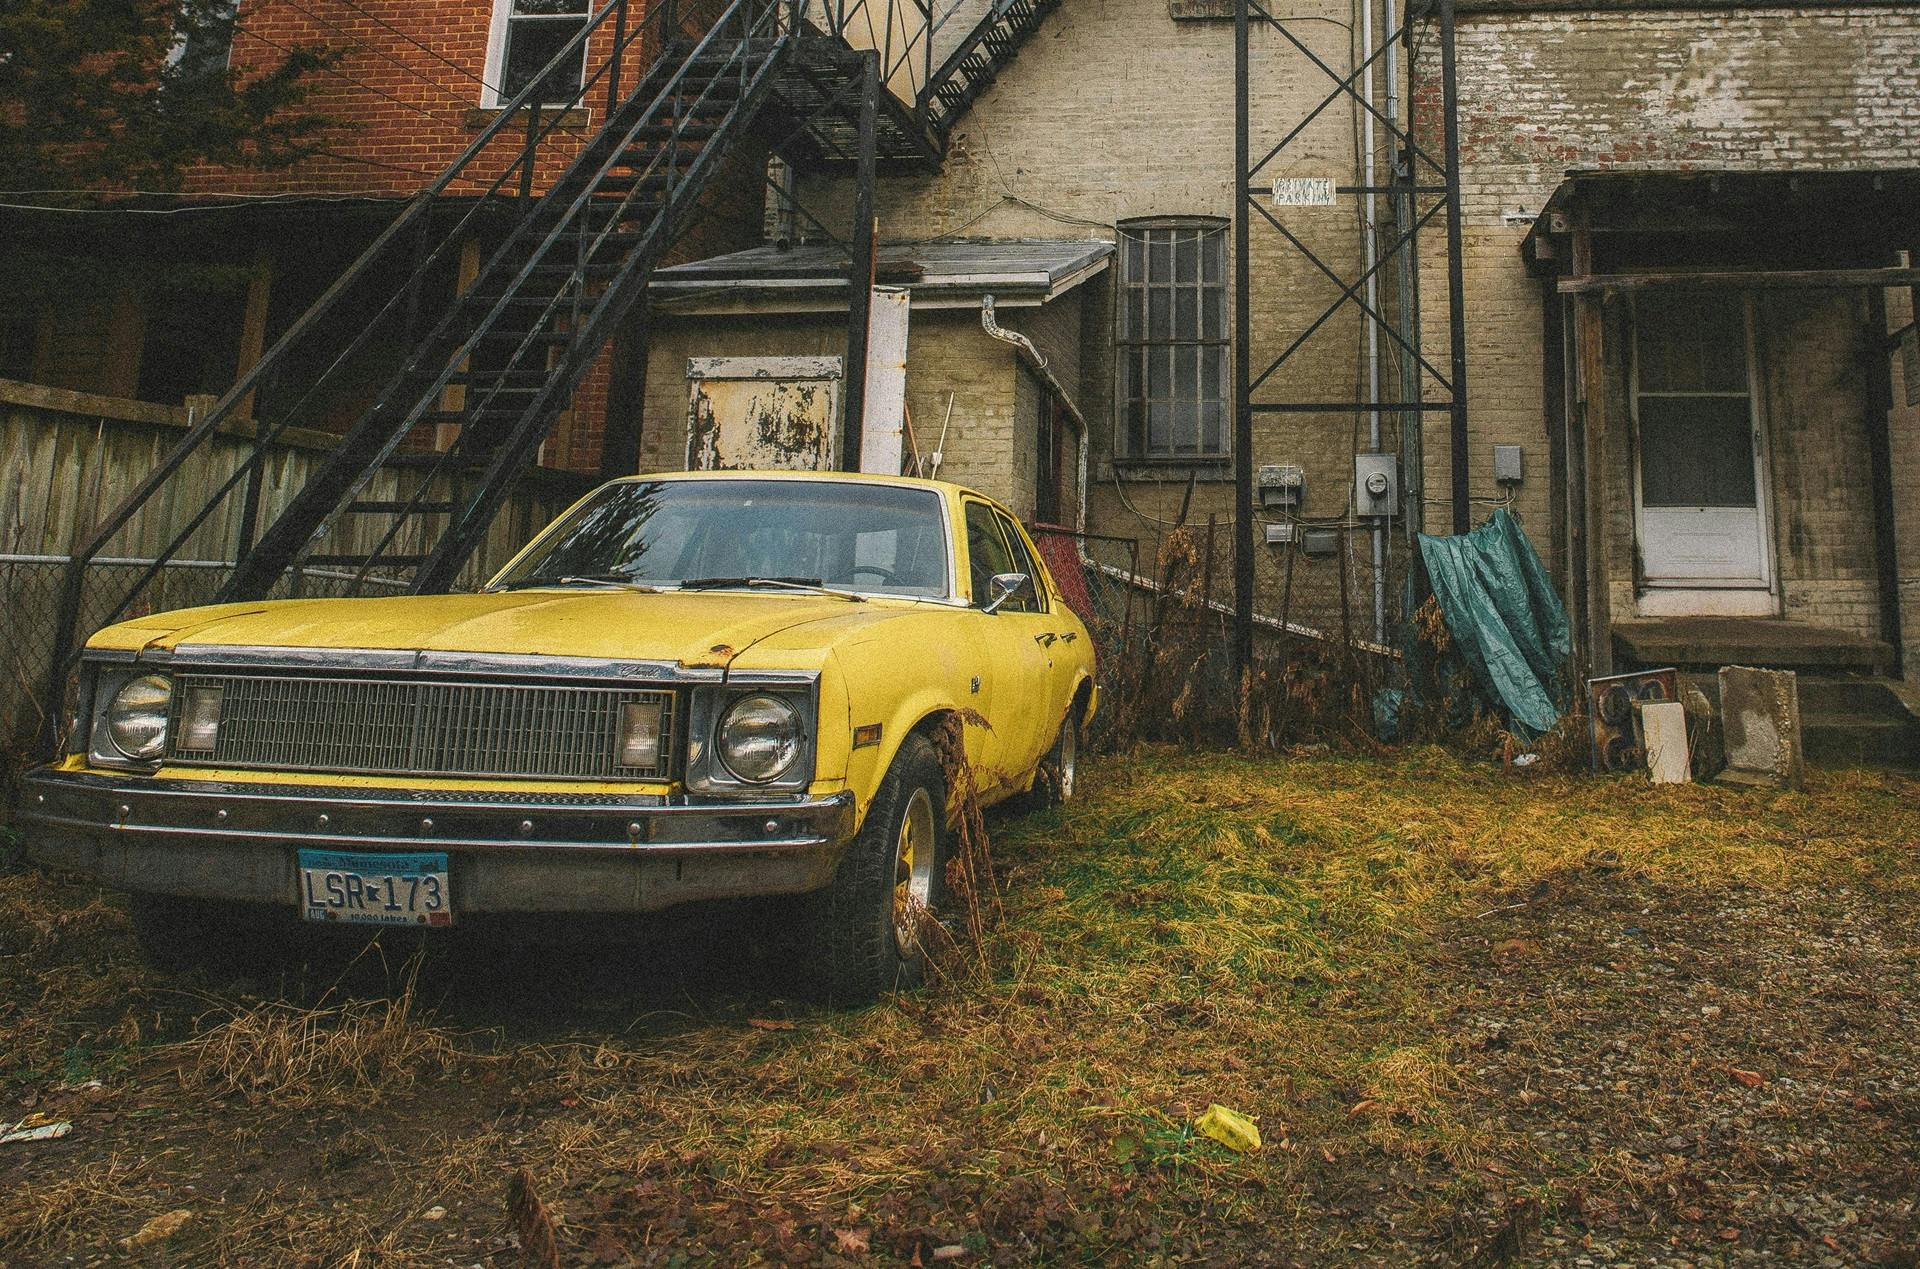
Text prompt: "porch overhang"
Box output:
[[649, 239, 1114, 315], [1522, 167, 1920, 290]]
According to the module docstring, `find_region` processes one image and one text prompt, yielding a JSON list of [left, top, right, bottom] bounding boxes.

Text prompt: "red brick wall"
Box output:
[[183, 0, 662, 198]]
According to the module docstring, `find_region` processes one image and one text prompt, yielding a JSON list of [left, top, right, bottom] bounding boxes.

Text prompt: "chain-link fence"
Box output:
[[0, 555, 430, 753], [1035, 521, 1405, 749]]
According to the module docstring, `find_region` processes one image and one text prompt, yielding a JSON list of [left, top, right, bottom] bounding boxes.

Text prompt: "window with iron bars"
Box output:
[[1115, 218, 1229, 461]]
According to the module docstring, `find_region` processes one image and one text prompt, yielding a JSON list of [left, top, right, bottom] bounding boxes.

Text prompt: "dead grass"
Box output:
[[2, 749, 1916, 1263], [175, 960, 483, 1106], [0, 1154, 145, 1251]]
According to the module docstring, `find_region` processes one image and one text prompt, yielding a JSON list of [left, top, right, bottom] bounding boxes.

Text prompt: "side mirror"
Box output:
[[982, 572, 1029, 614]]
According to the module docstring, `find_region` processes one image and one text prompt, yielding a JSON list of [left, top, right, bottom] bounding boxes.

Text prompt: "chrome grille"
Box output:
[[165, 674, 675, 780]]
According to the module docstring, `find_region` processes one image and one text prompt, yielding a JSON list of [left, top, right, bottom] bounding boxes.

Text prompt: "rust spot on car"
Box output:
[[681, 643, 735, 669]]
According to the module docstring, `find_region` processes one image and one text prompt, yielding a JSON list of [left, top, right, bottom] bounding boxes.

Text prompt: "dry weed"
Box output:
[[0, 1154, 144, 1251], [177, 965, 476, 1105]]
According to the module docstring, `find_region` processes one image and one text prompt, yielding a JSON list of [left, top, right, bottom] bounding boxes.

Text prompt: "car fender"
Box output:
[[826, 647, 986, 829]]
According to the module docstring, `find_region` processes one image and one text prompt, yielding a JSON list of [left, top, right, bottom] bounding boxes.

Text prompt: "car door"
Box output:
[[994, 508, 1080, 746], [962, 499, 1053, 788]]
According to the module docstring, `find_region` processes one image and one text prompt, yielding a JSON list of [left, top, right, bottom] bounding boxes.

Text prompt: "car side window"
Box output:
[[993, 510, 1048, 614], [965, 501, 1028, 610]]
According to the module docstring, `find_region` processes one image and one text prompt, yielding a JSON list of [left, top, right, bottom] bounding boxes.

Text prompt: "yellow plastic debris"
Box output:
[[1194, 1103, 1262, 1153]]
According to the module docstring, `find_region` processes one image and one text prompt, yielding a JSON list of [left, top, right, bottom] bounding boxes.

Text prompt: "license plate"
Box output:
[[298, 849, 452, 926]]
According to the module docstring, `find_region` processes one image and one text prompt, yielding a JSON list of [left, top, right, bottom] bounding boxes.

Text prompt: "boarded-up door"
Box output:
[[686, 356, 841, 471]]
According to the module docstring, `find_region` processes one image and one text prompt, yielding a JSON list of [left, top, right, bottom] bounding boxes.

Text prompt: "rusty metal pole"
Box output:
[[841, 50, 880, 471], [1232, 0, 1255, 679]]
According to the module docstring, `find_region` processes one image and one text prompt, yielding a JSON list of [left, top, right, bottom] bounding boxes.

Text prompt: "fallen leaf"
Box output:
[[1823, 1235, 1843, 1252], [1348, 1100, 1381, 1117], [121, 1210, 193, 1250], [749, 1018, 797, 1032], [420, 1205, 447, 1222], [1729, 1068, 1765, 1088], [1718, 1227, 1742, 1241], [834, 1227, 871, 1254], [1852, 1095, 1873, 1111]]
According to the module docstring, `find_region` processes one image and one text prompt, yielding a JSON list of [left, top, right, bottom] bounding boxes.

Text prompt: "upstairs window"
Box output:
[[169, 0, 238, 82], [1116, 218, 1229, 460], [487, 0, 590, 107]]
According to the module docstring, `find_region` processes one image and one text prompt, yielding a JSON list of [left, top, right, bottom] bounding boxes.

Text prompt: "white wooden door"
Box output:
[[1631, 293, 1774, 596]]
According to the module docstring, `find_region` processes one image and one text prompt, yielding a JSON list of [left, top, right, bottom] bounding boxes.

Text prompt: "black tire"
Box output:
[[127, 891, 254, 973], [794, 732, 948, 1003], [1026, 699, 1084, 811]]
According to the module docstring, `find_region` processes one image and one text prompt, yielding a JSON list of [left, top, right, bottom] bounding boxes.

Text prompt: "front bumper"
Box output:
[[17, 767, 855, 914]]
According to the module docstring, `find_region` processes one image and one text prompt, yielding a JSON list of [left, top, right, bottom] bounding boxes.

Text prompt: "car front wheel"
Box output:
[[795, 732, 947, 1003]]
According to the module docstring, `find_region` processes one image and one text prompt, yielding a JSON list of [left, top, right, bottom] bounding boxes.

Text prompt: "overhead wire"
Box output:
[[231, 13, 450, 125], [324, 0, 502, 96], [268, 0, 495, 107]]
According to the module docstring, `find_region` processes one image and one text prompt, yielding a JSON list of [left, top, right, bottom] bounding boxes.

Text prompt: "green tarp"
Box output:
[[1403, 508, 1571, 738]]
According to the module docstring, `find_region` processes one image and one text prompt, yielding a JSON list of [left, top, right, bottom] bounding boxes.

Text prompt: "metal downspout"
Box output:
[[981, 295, 1091, 532]]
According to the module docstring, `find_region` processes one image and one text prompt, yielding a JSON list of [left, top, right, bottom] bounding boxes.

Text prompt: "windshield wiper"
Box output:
[[677, 576, 866, 602], [493, 573, 658, 593]]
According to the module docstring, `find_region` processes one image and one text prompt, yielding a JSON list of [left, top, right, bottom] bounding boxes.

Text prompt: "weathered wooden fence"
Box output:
[[0, 379, 590, 750]]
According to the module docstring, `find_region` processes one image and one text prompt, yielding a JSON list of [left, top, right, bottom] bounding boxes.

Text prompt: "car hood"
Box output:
[[91, 588, 930, 672]]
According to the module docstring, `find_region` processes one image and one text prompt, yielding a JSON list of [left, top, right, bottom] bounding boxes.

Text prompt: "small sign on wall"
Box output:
[[1272, 176, 1337, 207]]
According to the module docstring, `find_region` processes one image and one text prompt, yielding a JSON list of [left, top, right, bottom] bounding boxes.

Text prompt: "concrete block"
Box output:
[[1718, 666, 1804, 790]]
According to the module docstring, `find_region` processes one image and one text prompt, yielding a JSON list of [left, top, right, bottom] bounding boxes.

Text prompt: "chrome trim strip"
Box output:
[[21, 812, 840, 856], [138, 646, 724, 684], [20, 769, 855, 857]]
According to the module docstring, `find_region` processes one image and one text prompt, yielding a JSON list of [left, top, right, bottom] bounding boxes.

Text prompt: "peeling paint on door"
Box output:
[[686, 356, 842, 471]]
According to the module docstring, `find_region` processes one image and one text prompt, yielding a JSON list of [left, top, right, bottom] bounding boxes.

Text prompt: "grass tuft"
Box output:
[[176, 963, 479, 1106]]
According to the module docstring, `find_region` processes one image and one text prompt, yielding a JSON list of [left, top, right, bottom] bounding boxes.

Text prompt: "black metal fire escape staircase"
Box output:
[[924, 0, 1061, 137], [229, 6, 806, 599], [42, 0, 1059, 751]]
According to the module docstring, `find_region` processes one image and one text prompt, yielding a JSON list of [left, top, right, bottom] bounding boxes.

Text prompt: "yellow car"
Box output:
[[21, 472, 1096, 1000]]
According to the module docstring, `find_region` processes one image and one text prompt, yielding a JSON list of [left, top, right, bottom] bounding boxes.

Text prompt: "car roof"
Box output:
[[615, 469, 995, 505]]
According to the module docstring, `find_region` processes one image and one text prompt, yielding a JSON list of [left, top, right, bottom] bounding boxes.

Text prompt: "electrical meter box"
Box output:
[[1354, 453, 1399, 518], [1494, 444, 1524, 485], [1257, 463, 1304, 509]]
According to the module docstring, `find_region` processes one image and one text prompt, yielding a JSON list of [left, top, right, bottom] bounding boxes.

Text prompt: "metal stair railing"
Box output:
[[34, 0, 760, 755], [919, 0, 1057, 135], [330, 2, 795, 593], [226, 5, 790, 597]]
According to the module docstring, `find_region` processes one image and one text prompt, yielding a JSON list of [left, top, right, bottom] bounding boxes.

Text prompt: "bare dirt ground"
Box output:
[[2, 749, 1916, 1266]]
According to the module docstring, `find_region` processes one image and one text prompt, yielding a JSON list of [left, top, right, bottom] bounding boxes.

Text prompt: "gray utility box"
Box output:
[[1494, 444, 1524, 485], [1257, 464, 1304, 509], [1354, 453, 1399, 518]]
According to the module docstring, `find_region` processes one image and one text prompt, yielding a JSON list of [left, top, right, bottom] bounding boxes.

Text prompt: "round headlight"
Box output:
[[716, 694, 802, 783], [107, 674, 172, 760]]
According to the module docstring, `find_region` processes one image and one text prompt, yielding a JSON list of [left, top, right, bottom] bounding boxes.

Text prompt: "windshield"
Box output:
[[491, 479, 953, 599]]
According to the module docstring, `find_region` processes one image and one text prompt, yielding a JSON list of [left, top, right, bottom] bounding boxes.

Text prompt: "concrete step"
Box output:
[[1797, 676, 1916, 716], [1801, 715, 1920, 769], [1613, 618, 1894, 675], [1680, 671, 1920, 772]]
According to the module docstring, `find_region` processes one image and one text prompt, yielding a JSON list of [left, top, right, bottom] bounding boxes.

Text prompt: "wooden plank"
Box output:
[[1559, 266, 1920, 295]]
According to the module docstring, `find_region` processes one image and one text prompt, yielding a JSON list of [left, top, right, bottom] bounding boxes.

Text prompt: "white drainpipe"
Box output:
[[981, 295, 1090, 535]]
